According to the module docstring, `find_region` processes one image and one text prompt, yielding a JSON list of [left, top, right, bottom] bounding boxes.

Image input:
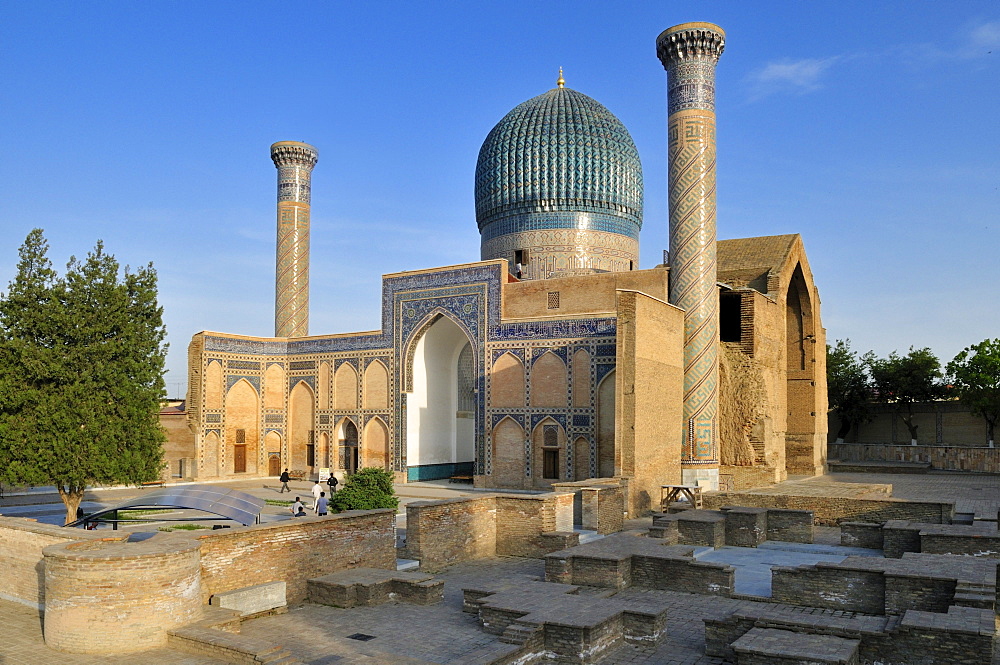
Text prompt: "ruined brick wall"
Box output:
[[771, 565, 885, 614], [830, 442, 1000, 472], [0, 517, 115, 610], [43, 535, 203, 654], [703, 492, 954, 525], [195, 509, 394, 603], [496, 492, 573, 557], [840, 522, 884, 549], [405, 496, 497, 572]]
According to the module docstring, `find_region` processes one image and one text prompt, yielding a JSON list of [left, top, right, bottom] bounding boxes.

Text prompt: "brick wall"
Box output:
[[43, 534, 204, 654], [496, 492, 574, 557], [0, 517, 115, 610], [195, 509, 395, 603], [830, 442, 1000, 472], [704, 492, 954, 526], [405, 496, 497, 572], [771, 564, 885, 614], [840, 522, 884, 549]]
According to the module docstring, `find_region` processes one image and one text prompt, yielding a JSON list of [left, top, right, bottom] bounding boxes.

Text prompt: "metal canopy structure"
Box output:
[[65, 485, 265, 528]]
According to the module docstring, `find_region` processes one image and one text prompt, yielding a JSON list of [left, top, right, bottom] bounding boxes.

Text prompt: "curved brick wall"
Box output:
[[43, 535, 203, 654]]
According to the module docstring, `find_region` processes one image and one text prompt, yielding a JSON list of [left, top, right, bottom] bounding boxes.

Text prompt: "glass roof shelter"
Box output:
[[65, 485, 265, 529]]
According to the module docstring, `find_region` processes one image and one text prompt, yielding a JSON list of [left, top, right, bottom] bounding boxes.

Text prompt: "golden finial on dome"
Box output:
[[557, 67, 565, 88]]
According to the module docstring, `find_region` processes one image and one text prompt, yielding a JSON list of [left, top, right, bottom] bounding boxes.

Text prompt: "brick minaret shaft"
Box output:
[[270, 141, 318, 338], [657, 23, 725, 489]]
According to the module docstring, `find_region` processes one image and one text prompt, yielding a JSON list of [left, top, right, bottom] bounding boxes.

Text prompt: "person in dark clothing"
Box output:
[[279, 469, 291, 493], [326, 475, 338, 493]]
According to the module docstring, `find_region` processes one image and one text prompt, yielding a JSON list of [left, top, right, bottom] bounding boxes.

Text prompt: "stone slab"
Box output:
[[731, 626, 859, 665], [209, 581, 286, 616]]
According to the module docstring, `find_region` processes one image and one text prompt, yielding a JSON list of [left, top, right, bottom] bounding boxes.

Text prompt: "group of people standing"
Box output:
[[280, 468, 339, 518]]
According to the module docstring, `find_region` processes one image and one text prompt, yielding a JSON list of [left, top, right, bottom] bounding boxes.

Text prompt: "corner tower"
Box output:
[[270, 141, 318, 338], [657, 23, 725, 489], [475, 72, 643, 279]]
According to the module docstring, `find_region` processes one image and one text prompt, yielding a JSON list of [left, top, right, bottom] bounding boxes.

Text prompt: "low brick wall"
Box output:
[[195, 509, 395, 603], [829, 442, 1000, 473], [404, 492, 577, 570], [43, 534, 204, 654], [764, 509, 814, 543], [883, 520, 923, 558], [719, 465, 783, 491], [405, 496, 496, 571], [771, 564, 885, 614], [704, 492, 954, 526], [841, 522, 884, 549], [0, 517, 117, 610]]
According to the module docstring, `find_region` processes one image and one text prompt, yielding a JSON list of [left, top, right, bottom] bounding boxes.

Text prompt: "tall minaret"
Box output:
[[270, 141, 318, 338], [657, 23, 725, 490]]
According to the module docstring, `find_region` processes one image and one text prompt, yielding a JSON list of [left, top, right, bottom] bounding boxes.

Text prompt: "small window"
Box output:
[[235, 428, 246, 444], [629, 260, 634, 271], [543, 424, 558, 447], [720, 292, 742, 343], [547, 292, 560, 309], [515, 249, 528, 265], [543, 449, 559, 479]]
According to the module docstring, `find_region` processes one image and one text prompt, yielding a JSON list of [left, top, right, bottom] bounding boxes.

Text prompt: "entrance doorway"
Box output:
[[234, 445, 246, 473], [268, 453, 281, 476], [341, 420, 359, 474]]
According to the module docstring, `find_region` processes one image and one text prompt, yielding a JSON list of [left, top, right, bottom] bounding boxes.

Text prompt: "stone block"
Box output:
[[840, 522, 884, 549], [766, 508, 814, 543], [731, 627, 860, 665], [882, 520, 921, 558], [723, 507, 767, 547], [675, 510, 726, 547], [209, 581, 286, 616]]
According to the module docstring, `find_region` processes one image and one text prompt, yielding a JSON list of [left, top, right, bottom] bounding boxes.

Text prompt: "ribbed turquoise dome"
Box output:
[[475, 86, 643, 235]]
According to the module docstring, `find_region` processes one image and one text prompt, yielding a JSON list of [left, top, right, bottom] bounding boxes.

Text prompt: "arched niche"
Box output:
[[363, 360, 390, 410], [264, 364, 285, 409], [597, 369, 616, 478], [491, 416, 525, 487], [531, 417, 565, 486], [225, 379, 259, 475], [491, 352, 525, 408], [204, 360, 223, 409], [363, 417, 390, 470], [334, 363, 359, 410], [288, 380, 315, 471], [571, 349, 591, 408], [530, 351, 568, 407]]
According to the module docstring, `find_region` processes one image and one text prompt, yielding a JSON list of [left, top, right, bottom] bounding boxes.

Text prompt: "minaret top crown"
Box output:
[[656, 22, 725, 66], [557, 67, 565, 88], [270, 141, 319, 169]]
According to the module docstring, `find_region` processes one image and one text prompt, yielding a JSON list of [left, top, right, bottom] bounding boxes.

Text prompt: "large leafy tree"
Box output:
[[827, 339, 874, 443], [947, 339, 1000, 448], [0, 230, 167, 524], [865, 347, 944, 445]]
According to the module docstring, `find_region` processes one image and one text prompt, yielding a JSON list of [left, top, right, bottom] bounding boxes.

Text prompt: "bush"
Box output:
[[331, 467, 398, 512]]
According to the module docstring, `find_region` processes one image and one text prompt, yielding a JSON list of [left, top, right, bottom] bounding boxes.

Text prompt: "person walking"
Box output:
[[311, 480, 323, 506], [327, 474, 338, 493], [279, 468, 291, 493], [315, 491, 328, 516]]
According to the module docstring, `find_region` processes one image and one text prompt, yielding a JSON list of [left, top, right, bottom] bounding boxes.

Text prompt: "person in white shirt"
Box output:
[[311, 481, 323, 507]]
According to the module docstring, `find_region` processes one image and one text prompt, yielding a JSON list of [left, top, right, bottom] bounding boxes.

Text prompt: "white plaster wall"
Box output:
[[407, 317, 470, 466]]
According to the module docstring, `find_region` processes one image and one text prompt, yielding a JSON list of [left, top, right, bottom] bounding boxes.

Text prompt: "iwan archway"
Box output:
[[405, 314, 476, 481]]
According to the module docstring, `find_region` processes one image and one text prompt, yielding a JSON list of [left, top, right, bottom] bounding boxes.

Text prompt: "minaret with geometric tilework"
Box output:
[[270, 141, 318, 338], [657, 23, 725, 490]]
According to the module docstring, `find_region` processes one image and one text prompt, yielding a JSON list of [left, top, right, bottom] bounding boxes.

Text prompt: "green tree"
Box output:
[[0, 230, 167, 524], [827, 339, 874, 443], [865, 347, 944, 445], [330, 467, 398, 512], [947, 339, 1000, 448]]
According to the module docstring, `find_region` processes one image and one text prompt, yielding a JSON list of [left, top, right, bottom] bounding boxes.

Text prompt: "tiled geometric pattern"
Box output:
[[658, 24, 725, 466], [475, 86, 643, 275], [271, 141, 318, 338]]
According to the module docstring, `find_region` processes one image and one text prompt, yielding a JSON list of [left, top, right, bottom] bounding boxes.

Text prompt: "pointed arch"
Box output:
[[264, 363, 285, 409], [204, 360, 223, 409], [597, 369, 616, 478], [530, 351, 568, 407], [531, 417, 566, 486], [337, 417, 360, 474], [202, 431, 221, 478], [320, 431, 331, 468], [571, 349, 591, 407], [264, 430, 282, 476], [288, 380, 315, 471], [319, 361, 332, 409], [491, 352, 525, 408], [225, 378, 259, 475], [491, 416, 526, 486], [362, 417, 391, 470], [573, 436, 591, 481], [334, 363, 358, 410], [363, 360, 389, 410], [402, 309, 476, 393]]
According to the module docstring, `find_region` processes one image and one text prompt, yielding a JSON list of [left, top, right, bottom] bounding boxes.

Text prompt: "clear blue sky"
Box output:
[[2, 1, 998, 398]]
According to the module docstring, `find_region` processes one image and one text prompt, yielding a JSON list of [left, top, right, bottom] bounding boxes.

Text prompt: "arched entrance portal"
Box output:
[[405, 315, 476, 481], [338, 419, 359, 474]]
